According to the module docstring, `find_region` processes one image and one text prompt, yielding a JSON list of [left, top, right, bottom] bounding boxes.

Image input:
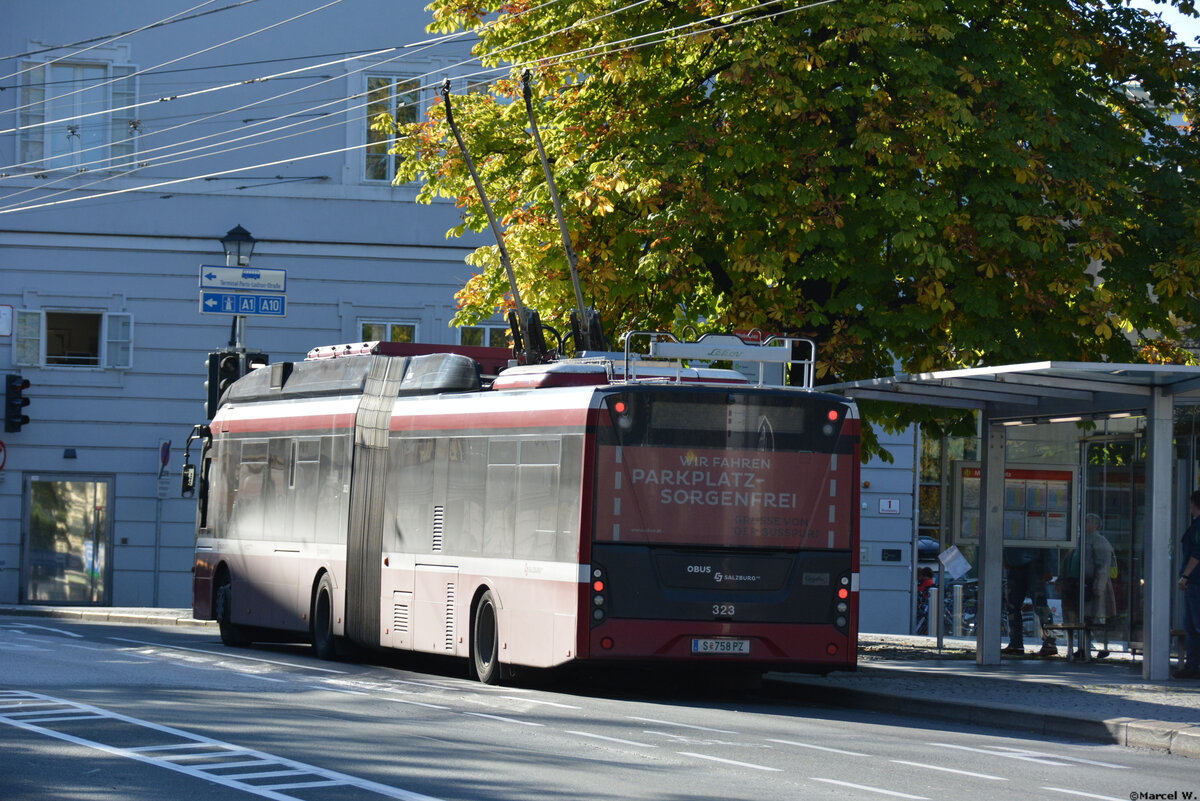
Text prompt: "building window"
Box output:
[[361, 321, 416, 343], [365, 75, 420, 182], [459, 324, 508, 348], [13, 310, 134, 368], [19, 61, 138, 170]]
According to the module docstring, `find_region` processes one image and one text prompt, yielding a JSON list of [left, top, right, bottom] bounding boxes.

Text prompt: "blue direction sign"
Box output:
[[199, 265, 286, 293], [200, 291, 287, 317]]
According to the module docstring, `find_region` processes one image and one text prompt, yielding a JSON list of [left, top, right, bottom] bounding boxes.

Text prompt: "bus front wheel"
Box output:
[[311, 574, 337, 661], [215, 577, 249, 647], [472, 590, 501, 685]]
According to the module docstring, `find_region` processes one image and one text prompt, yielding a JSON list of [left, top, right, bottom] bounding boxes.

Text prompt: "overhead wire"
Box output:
[[0, 0, 844, 215], [0, 0, 584, 179], [2, 0, 347, 121], [0, 0, 580, 179], [0, 0, 235, 82]]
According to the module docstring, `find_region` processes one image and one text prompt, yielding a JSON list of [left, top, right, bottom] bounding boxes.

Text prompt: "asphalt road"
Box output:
[[1, 614, 1197, 801]]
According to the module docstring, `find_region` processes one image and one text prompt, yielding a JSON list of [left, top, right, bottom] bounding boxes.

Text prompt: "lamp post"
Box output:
[[219, 225, 256, 349]]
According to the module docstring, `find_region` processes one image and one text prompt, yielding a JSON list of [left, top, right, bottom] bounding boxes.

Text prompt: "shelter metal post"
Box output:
[[976, 415, 1006, 665], [1144, 387, 1173, 681]]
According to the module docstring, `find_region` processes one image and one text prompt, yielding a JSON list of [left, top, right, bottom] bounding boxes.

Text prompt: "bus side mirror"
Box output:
[[181, 462, 197, 498]]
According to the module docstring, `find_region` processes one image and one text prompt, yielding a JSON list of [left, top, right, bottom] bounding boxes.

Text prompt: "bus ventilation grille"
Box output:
[[432, 506, 445, 552], [393, 602, 410, 633], [444, 582, 456, 651]]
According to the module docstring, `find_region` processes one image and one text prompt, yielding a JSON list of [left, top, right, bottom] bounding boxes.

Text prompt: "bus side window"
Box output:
[[197, 452, 212, 530], [446, 437, 487, 556], [485, 439, 518, 558]]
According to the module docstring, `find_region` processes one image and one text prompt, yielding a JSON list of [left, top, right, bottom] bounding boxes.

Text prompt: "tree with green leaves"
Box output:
[[389, 0, 1200, 385]]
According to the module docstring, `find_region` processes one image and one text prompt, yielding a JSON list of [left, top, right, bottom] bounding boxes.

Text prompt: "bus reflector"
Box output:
[[601, 637, 614, 650], [837, 587, 849, 599], [826, 643, 839, 655], [593, 580, 605, 592]]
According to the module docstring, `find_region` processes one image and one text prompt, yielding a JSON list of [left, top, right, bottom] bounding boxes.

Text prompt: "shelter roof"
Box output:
[[825, 361, 1200, 421]]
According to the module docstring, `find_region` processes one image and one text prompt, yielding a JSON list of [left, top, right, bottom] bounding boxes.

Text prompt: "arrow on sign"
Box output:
[[204, 296, 218, 308], [204, 271, 217, 281]]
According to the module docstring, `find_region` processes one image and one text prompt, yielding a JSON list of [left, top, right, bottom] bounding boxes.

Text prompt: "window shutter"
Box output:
[[13, 309, 43, 366], [104, 313, 133, 368]]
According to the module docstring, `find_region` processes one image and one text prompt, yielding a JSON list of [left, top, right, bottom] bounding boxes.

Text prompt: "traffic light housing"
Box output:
[[204, 350, 269, 419], [5, 374, 31, 432]]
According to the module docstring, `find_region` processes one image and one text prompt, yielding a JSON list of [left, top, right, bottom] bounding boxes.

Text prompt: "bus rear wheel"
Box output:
[[311, 574, 337, 660], [215, 577, 249, 647], [472, 590, 500, 685]]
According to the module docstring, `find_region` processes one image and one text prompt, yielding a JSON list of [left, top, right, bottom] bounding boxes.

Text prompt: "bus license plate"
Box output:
[[691, 638, 750, 655]]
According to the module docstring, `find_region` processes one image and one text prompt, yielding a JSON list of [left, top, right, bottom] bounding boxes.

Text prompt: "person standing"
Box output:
[[1175, 490, 1200, 680], [1002, 546, 1058, 656]]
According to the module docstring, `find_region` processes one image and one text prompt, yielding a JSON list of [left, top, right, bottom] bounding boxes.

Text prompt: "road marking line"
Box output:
[[1041, 787, 1128, 801], [810, 778, 929, 799], [108, 637, 348, 674], [928, 742, 1071, 766], [987, 746, 1130, 770], [10, 623, 83, 638], [501, 697, 581, 709], [384, 696, 451, 711], [889, 760, 1007, 781], [259, 780, 344, 791], [629, 716, 737, 734], [767, 738, 869, 756], [678, 752, 781, 772], [464, 712, 543, 727], [566, 730, 657, 748], [0, 690, 444, 801], [14, 714, 107, 724]]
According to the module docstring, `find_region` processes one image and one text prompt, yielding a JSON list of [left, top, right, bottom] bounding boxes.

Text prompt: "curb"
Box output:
[[0, 606, 216, 629], [766, 677, 1200, 760]]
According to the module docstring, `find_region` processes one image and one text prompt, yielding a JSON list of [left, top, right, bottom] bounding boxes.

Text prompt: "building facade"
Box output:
[[0, 0, 493, 606]]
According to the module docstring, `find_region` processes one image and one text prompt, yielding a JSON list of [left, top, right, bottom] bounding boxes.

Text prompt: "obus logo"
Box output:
[[687, 565, 712, 574]]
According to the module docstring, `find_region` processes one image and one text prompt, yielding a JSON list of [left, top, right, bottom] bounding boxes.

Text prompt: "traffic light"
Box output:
[[204, 350, 242, 419], [5, 374, 31, 432], [204, 350, 268, 418]]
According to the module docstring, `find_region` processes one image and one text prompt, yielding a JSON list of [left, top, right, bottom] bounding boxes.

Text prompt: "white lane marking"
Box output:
[[1042, 788, 1128, 801], [108, 637, 348, 674], [928, 742, 1071, 766], [500, 697, 581, 709], [767, 738, 868, 757], [629, 716, 737, 734], [566, 730, 657, 748], [987, 745, 1130, 770], [0, 690, 443, 801], [384, 696, 450, 711], [678, 752, 781, 772], [811, 778, 929, 799], [464, 712, 543, 727], [889, 760, 1007, 781], [8, 623, 83, 638], [244, 674, 287, 683]]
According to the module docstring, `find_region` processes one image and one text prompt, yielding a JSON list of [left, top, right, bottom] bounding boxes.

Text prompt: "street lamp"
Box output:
[[219, 225, 255, 349], [220, 224, 256, 267]]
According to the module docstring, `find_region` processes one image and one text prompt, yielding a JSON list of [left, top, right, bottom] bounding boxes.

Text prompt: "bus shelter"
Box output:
[[829, 362, 1200, 681]]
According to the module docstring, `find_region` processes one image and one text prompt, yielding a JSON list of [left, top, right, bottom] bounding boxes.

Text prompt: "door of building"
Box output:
[[21, 474, 113, 605]]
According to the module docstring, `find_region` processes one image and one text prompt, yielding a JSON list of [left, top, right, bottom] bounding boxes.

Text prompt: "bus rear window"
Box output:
[[593, 389, 856, 550]]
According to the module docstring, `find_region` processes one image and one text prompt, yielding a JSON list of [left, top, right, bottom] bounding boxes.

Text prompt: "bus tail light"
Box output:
[[601, 637, 614, 650], [591, 564, 607, 627], [834, 574, 852, 632], [826, 643, 839, 656]]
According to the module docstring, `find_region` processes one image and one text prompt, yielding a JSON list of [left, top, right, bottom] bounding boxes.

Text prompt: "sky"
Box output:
[[1130, 0, 1200, 46]]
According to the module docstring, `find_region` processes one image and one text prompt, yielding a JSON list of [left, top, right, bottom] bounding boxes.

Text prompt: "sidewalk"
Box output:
[[772, 634, 1200, 759], [2, 606, 1198, 758]]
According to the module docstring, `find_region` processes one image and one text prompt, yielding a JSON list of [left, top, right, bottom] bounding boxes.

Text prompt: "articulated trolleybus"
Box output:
[[186, 333, 860, 682]]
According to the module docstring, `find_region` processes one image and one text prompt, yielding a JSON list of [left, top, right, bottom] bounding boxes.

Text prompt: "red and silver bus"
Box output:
[[187, 335, 860, 682]]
